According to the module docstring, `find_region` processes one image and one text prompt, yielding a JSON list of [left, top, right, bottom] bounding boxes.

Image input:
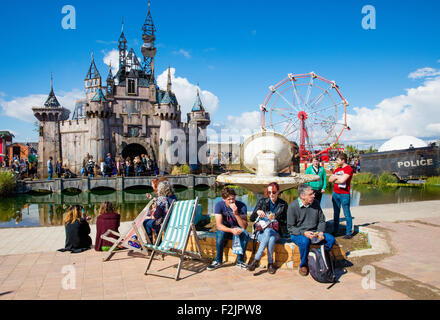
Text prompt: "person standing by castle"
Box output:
[[47, 157, 53, 180], [305, 156, 327, 204]]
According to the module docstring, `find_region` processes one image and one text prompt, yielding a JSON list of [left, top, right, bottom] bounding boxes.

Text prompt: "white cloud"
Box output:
[[208, 111, 261, 143], [156, 68, 219, 118], [103, 49, 120, 75], [173, 49, 191, 59], [408, 67, 440, 79], [344, 75, 440, 142], [0, 89, 85, 123]]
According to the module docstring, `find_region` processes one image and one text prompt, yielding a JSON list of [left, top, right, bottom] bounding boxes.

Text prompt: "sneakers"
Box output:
[[207, 261, 222, 271], [343, 234, 354, 239], [235, 261, 248, 270], [268, 263, 276, 275], [299, 266, 309, 276], [247, 260, 259, 272]]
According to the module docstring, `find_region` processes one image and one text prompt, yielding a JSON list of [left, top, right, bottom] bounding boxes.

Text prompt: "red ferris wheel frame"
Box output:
[[260, 72, 350, 162]]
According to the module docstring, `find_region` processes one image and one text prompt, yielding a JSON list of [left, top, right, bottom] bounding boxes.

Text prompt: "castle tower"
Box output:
[[187, 88, 211, 166], [106, 62, 114, 98], [85, 85, 111, 164], [156, 67, 181, 173], [141, 1, 157, 84], [84, 52, 102, 101], [32, 75, 70, 177]]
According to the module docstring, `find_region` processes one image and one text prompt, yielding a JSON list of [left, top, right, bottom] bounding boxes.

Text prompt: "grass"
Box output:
[[426, 176, 440, 186], [351, 172, 399, 186], [0, 170, 17, 196], [352, 172, 378, 185]]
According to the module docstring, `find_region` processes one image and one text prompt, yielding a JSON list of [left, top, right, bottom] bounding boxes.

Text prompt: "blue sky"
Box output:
[[1, 0, 440, 148]]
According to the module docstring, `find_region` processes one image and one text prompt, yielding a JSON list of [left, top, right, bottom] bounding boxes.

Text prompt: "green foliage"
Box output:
[[0, 170, 17, 196], [171, 165, 191, 175], [378, 172, 399, 186], [352, 172, 378, 185], [426, 176, 440, 186]]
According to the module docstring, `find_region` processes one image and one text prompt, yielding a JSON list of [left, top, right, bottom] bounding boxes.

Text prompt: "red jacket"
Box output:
[[95, 212, 120, 251]]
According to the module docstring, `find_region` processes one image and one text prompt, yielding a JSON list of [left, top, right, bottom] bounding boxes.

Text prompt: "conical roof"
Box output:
[[191, 90, 205, 112]]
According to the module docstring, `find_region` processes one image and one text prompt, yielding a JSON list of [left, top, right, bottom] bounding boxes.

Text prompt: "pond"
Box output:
[[1, 185, 440, 229]]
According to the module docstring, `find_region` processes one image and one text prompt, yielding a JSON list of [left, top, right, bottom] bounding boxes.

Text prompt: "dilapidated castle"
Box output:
[[32, 3, 210, 176]]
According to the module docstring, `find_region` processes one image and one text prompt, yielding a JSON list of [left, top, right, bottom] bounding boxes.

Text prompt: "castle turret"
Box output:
[[141, 1, 157, 84], [84, 52, 102, 101], [156, 67, 181, 173], [85, 86, 111, 165], [187, 88, 210, 166], [32, 75, 70, 177]]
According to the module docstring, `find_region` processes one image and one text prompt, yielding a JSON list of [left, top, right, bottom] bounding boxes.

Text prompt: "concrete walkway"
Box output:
[[0, 200, 439, 300]]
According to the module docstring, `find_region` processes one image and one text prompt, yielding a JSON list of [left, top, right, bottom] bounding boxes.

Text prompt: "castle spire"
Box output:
[[167, 66, 172, 92], [141, 0, 157, 84], [192, 88, 205, 112], [85, 52, 101, 81], [118, 18, 128, 70], [44, 74, 61, 108]]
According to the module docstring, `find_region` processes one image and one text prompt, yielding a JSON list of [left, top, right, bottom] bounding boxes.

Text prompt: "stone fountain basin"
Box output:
[[216, 172, 320, 194]]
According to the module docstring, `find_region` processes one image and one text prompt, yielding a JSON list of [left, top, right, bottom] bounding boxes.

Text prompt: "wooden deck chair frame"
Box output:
[[101, 199, 155, 262], [144, 197, 204, 281]]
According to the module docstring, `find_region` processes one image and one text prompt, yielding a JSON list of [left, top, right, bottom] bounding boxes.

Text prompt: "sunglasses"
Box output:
[[267, 190, 278, 195]]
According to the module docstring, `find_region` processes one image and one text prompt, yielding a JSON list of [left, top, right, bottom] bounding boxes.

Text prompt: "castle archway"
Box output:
[[121, 143, 148, 160]]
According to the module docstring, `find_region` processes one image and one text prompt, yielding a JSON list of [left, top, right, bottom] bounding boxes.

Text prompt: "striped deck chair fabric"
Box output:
[[144, 199, 195, 254], [144, 198, 204, 280]]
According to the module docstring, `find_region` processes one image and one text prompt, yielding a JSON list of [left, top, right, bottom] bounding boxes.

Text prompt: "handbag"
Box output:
[[254, 216, 279, 233]]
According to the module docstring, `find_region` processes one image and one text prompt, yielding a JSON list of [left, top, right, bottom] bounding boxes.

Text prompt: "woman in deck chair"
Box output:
[[95, 201, 120, 251], [58, 205, 92, 253], [143, 180, 177, 244]]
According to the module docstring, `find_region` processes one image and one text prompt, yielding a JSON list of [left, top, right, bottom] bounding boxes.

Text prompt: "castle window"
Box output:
[[128, 79, 136, 95]]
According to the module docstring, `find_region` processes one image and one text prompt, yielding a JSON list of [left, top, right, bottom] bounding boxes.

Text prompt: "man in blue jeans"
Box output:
[[329, 153, 354, 239], [207, 187, 249, 271], [287, 184, 335, 276]]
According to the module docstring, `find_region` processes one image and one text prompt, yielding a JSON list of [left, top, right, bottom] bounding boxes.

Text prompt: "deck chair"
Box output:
[[144, 197, 204, 281], [101, 199, 155, 262]]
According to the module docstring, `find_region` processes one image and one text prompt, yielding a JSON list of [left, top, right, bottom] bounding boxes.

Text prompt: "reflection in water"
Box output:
[[1, 185, 440, 228]]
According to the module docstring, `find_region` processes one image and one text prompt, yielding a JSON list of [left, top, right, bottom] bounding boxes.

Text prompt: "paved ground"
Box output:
[[0, 200, 439, 300]]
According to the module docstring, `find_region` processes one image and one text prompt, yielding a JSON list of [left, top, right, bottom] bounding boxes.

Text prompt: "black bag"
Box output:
[[307, 245, 337, 283]]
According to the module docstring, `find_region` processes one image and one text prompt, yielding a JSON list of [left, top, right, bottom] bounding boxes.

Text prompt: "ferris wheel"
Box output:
[[260, 72, 350, 161]]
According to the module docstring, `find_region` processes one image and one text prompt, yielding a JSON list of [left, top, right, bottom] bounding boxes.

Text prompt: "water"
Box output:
[[1, 185, 440, 229]]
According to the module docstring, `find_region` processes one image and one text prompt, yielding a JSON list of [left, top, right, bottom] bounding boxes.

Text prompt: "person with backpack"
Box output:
[[287, 184, 335, 277]]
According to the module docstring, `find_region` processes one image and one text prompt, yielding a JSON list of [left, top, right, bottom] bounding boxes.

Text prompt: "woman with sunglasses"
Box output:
[[58, 205, 92, 253], [247, 182, 288, 274]]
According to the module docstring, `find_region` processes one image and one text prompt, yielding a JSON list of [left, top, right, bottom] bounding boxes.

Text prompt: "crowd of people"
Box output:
[[1, 156, 38, 179], [57, 153, 354, 279], [80, 153, 158, 178]]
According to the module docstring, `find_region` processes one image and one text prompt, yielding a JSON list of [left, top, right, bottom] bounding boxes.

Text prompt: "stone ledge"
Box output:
[[346, 226, 391, 258], [188, 231, 346, 270]]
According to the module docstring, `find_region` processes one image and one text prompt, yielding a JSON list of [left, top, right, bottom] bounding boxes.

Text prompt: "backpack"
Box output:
[[307, 245, 337, 284]]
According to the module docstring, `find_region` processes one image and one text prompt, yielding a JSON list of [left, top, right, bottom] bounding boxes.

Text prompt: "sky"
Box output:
[[0, 0, 439, 149]]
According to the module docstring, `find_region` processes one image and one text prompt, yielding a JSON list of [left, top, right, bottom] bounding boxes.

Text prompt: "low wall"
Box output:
[[189, 232, 346, 269]]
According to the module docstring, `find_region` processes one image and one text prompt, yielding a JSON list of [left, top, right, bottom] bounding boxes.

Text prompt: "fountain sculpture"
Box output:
[[216, 131, 320, 195]]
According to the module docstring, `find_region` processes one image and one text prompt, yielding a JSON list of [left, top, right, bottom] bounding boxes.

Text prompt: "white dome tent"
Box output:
[[378, 135, 428, 152]]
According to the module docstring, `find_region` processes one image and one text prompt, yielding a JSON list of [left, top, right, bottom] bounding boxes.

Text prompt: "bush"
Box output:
[[171, 165, 191, 175], [378, 172, 399, 186], [352, 172, 377, 185], [0, 170, 17, 196], [426, 176, 440, 186]]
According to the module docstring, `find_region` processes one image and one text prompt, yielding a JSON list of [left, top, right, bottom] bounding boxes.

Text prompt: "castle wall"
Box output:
[[60, 119, 90, 174], [38, 121, 61, 177]]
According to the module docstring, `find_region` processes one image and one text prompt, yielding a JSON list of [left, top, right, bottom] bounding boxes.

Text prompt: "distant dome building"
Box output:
[[378, 135, 427, 152]]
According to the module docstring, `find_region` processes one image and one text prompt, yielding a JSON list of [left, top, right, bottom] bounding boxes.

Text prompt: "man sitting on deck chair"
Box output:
[[207, 187, 249, 271], [287, 184, 335, 277]]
